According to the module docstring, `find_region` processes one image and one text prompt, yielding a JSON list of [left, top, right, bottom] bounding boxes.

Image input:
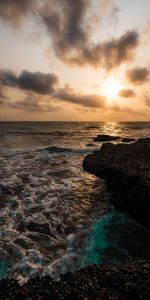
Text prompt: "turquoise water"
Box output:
[[0, 261, 8, 280], [82, 212, 150, 267]]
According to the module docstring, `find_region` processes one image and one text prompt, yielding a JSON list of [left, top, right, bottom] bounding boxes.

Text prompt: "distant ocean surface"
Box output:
[[0, 121, 150, 284]]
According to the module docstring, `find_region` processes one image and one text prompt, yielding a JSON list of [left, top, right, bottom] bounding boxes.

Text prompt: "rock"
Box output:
[[122, 138, 135, 143], [137, 137, 150, 143], [83, 139, 150, 229], [94, 134, 121, 142], [86, 143, 95, 147]]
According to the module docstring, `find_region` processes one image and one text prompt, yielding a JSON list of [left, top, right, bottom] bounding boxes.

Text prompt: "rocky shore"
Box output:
[[0, 260, 150, 299], [1, 136, 150, 299], [83, 137, 150, 230]]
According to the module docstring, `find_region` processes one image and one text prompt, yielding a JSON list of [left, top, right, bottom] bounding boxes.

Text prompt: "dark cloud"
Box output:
[[119, 88, 135, 98], [0, 91, 60, 113], [0, 1, 139, 70], [126, 67, 149, 84], [0, 70, 59, 94], [70, 30, 139, 69], [54, 85, 106, 108], [6, 97, 42, 112], [0, 0, 35, 26], [0, 69, 106, 110], [40, 1, 138, 69], [40, 0, 90, 55]]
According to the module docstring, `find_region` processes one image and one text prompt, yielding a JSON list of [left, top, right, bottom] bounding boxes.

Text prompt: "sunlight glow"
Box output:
[[102, 79, 122, 100]]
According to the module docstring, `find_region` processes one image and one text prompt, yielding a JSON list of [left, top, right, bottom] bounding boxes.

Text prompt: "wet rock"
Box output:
[[94, 134, 121, 142], [83, 139, 150, 229]]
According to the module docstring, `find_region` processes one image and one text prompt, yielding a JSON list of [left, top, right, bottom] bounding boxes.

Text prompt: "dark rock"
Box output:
[[83, 139, 150, 229], [122, 138, 135, 143], [86, 143, 95, 147], [94, 134, 121, 142], [137, 137, 150, 143]]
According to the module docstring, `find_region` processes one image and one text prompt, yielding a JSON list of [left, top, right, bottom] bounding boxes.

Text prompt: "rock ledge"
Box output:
[[83, 138, 150, 229]]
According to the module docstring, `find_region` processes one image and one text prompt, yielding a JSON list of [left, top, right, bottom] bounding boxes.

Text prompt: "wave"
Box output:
[[39, 146, 98, 155]]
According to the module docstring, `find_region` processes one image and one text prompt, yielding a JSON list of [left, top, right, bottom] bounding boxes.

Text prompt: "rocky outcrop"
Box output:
[[83, 139, 150, 229], [0, 260, 150, 299]]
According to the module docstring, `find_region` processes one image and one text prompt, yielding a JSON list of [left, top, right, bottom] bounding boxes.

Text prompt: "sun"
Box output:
[[102, 78, 122, 100]]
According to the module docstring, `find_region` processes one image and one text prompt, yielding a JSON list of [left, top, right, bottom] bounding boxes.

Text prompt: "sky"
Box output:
[[0, 0, 150, 121]]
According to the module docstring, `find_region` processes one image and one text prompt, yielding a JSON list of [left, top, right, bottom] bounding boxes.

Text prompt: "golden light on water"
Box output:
[[102, 78, 122, 101]]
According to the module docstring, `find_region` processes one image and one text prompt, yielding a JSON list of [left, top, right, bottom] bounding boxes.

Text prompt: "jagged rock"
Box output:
[[83, 139, 150, 229]]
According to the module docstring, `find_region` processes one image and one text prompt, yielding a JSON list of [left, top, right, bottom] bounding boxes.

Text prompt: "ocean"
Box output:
[[0, 121, 150, 284]]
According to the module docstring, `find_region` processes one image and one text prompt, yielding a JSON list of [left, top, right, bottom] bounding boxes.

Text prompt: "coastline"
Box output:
[[83, 138, 150, 230], [1, 136, 150, 299]]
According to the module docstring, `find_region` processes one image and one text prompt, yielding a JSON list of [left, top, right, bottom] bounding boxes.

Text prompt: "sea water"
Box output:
[[0, 121, 150, 283]]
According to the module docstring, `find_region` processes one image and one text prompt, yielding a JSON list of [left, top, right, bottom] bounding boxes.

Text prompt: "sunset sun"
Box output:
[[102, 79, 122, 100]]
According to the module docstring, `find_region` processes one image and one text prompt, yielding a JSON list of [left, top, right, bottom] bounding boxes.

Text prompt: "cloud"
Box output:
[[40, 0, 137, 70], [40, 1, 138, 69], [40, 0, 92, 54], [53, 85, 106, 108], [110, 104, 145, 115], [8, 97, 59, 113], [0, 0, 35, 27], [0, 90, 61, 113], [70, 30, 139, 69], [0, 1, 139, 70], [0, 69, 106, 110], [126, 67, 149, 84], [0, 70, 59, 94], [119, 88, 135, 98]]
